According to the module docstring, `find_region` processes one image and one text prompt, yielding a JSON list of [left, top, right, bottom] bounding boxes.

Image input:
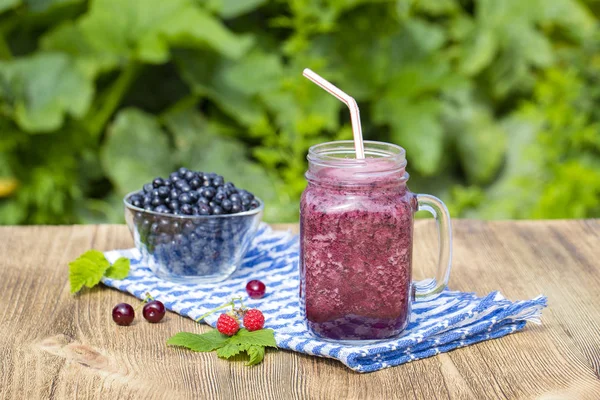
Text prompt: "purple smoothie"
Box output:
[[300, 158, 416, 341]]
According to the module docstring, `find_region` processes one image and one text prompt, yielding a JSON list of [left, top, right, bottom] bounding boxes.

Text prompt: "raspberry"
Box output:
[[243, 309, 265, 331], [216, 313, 240, 336]]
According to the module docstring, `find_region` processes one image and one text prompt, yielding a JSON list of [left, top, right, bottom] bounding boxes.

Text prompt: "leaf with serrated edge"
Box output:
[[229, 329, 277, 348], [104, 257, 130, 279], [216, 342, 250, 359], [246, 345, 265, 366], [69, 250, 110, 293], [167, 331, 229, 352]]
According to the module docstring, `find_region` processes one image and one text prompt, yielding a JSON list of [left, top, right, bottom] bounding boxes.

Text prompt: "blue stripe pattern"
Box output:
[[102, 223, 547, 373]]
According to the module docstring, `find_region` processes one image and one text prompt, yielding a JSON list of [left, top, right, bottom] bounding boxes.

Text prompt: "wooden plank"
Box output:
[[0, 221, 599, 399]]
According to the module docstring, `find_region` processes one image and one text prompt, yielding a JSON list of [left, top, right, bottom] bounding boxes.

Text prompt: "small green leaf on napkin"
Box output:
[[105, 257, 131, 279], [167, 328, 277, 366], [68, 250, 130, 293]]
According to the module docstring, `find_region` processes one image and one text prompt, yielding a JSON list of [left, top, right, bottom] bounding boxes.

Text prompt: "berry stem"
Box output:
[[134, 292, 154, 313], [196, 297, 245, 323]]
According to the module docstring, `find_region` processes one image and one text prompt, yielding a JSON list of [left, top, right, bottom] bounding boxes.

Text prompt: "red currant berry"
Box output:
[[246, 280, 266, 299], [112, 303, 135, 326]]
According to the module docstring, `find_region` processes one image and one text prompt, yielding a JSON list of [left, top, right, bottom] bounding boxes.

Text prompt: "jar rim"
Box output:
[[306, 141, 408, 186], [307, 140, 406, 167]]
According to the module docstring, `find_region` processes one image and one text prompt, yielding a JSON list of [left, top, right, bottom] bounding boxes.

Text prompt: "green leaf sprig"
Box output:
[[69, 250, 130, 293], [167, 328, 277, 366], [168, 297, 277, 366]]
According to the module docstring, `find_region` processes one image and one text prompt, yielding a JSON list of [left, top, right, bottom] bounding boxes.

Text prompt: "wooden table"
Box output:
[[1, 220, 599, 399]]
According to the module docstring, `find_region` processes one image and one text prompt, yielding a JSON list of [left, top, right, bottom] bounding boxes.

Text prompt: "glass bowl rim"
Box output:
[[123, 191, 264, 219]]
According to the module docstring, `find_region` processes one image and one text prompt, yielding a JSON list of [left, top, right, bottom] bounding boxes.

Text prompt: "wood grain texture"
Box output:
[[0, 220, 599, 400]]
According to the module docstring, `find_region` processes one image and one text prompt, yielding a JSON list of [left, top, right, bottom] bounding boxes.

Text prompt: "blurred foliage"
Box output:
[[0, 0, 599, 224]]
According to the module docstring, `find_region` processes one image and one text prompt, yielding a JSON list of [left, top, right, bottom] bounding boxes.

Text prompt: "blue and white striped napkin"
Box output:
[[102, 223, 547, 373]]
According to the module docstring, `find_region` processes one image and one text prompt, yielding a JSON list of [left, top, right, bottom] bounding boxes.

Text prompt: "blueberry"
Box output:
[[184, 170, 196, 181], [132, 199, 143, 207], [180, 185, 191, 193], [178, 167, 189, 177], [198, 203, 211, 215], [221, 199, 233, 212], [214, 190, 226, 203], [224, 182, 235, 191], [211, 205, 224, 215], [129, 193, 142, 202], [209, 201, 217, 208], [178, 193, 192, 204], [152, 177, 165, 188], [168, 200, 180, 211], [191, 206, 200, 215], [175, 180, 187, 189], [241, 193, 252, 206], [157, 186, 170, 198], [189, 191, 200, 202], [154, 205, 169, 214], [151, 222, 160, 234], [143, 196, 152, 206], [151, 197, 163, 207], [201, 187, 216, 199], [202, 179, 212, 187], [198, 197, 209, 205], [143, 183, 154, 193], [231, 203, 242, 213], [183, 221, 195, 233], [250, 199, 260, 209], [170, 172, 180, 182], [212, 175, 224, 187], [189, 178, 201, 189], [164, 179, 172, 187], [229, 193, 241, 203], [207, 172, 217, 179], [180, 204, 193, 215]]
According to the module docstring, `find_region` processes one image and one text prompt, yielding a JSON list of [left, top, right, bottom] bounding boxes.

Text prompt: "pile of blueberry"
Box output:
[[126, 167, 260, 216]]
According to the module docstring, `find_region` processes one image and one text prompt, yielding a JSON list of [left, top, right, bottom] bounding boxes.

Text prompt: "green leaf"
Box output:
[[373, 98, 444, 176], [0, 53, 93, 133], [41, 0, 252, 76], [104, 257, 130, 280], [167, 331, 230, 352], [101, 108, 175, 195], [455, 113, 507, 184], [68, 250, 110, 293], [216, 342, 250, 359], [246, 345, 265, 366], [0, 0, 20, 13], [459, 29, 497, 76], [174, 49, 265, 126], [206, 0, 266, 19], [221, 51, 283, 96], [229, 328, 277, 348]]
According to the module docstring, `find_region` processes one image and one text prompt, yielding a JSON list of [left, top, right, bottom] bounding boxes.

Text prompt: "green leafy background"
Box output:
[[1, 0, 599, 224]]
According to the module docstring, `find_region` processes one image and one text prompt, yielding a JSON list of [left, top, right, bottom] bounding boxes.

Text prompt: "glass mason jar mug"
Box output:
[[299, 141, 452, 341]]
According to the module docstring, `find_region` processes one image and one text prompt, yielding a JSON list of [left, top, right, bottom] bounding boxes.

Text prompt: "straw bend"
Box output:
[[302, 68, 365, 159]]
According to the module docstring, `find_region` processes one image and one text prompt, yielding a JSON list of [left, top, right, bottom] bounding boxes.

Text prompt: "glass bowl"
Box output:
[[124, 192, 263, 283]]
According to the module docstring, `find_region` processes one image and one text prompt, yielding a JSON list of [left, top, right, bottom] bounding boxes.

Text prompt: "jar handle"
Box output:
[[413, 194, 453, 299]]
